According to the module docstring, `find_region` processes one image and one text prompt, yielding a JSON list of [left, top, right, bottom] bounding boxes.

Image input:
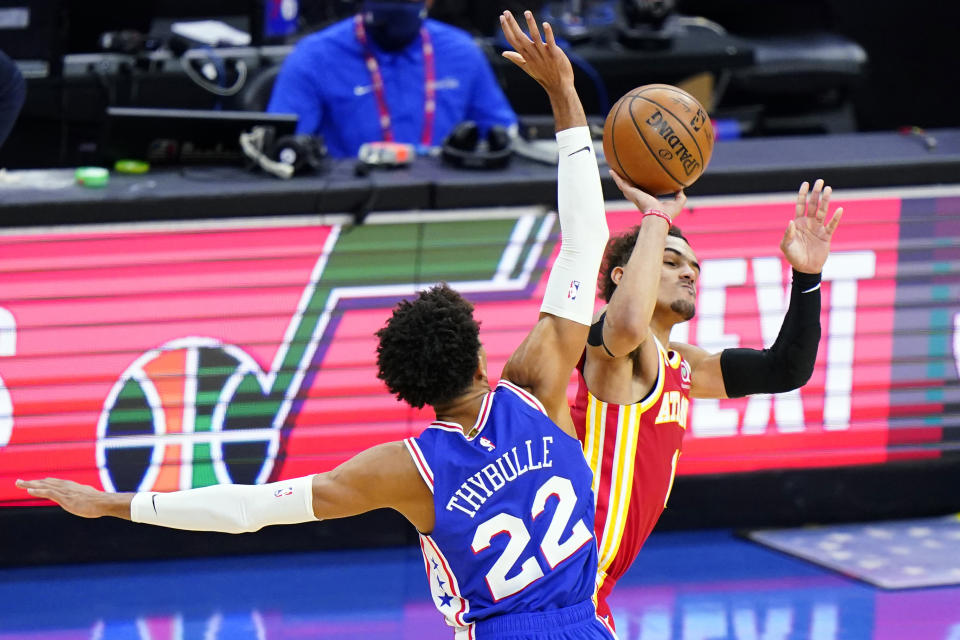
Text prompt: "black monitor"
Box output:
[[0, 0, 64, 76], [61, 0, 154, 53], [101, 107, 298, 165], [63, 0, 287, 52]]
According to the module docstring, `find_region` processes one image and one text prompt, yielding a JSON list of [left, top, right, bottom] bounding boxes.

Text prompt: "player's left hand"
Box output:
[[780, 179, 843, 273], [499, 10, 574, 97], [16, 477, 110, 519]]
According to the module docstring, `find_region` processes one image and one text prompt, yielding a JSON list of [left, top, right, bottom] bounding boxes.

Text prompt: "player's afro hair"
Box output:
[[599, 225, 690, 302], [375, 283, 481, 409]]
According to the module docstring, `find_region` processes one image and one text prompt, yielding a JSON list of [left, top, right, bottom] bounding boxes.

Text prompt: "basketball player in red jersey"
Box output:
[[574, 171, 843, 627]]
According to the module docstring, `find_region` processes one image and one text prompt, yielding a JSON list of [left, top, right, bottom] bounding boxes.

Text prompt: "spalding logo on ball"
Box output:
[[603, 84, 715, 196]]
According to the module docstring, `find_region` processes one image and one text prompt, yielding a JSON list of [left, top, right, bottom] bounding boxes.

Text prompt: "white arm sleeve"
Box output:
[[130, 475, 319, 534], [539, 126, 609, 326]]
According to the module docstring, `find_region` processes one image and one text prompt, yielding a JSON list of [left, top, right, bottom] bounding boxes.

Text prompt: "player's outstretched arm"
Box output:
[[17, 442, 434, 534], [499, 10, 607, 430], [675, 179, 843, 399]]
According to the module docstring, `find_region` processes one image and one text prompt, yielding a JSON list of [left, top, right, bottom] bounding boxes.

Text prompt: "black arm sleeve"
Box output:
[[587, 312, 616, 357], [719, 270, 821, 398]]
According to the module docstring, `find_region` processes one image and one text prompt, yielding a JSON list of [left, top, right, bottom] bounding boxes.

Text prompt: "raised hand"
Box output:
[[781, 179, 844, 274], [609, 169, 687, 222], [499, 10, 574, 96], [16, 477, 126, 519]]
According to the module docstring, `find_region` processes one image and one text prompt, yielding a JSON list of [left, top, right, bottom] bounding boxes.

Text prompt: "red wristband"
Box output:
[[643, 209, 672, 226]]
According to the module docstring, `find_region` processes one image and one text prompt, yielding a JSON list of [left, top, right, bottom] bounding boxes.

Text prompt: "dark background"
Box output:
[[675, 0, 960, 131], [431, 0, 960, 132], [2, 0, 959, 170], [285, 0, 960, 132]]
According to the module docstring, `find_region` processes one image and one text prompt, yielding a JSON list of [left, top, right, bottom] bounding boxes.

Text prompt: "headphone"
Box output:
[[167, 35, 249, 97], [240, 126, 327, 179], [441, 121, 513, 170]]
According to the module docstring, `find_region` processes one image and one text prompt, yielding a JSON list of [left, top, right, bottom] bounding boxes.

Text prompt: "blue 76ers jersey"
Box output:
[[404, 381, 600, 638]]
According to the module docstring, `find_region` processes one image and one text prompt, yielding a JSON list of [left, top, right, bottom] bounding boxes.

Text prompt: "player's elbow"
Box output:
[[602, 314, 648, 355], [231, 505, 264, 534], [207, 502, 265, 534], [591, 219, 610, 258], [594, 218, 610, 245], [617, 323, 648, 349], [784, 341, 818, 389], [785, 358, 816, 390], [610, 303, 649, 338], [224, 522, 262, 534], [309, 471, 341, 521], [759, 358, 814, 395]]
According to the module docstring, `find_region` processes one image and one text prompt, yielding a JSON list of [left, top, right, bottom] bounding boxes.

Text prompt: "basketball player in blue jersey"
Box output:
[[18, 11, 618, 639]]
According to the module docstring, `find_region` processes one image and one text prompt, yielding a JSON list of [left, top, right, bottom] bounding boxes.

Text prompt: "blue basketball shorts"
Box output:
[[473, 600, 616, 639]]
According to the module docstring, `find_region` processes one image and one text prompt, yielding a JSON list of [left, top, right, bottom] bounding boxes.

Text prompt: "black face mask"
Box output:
[[361, 1, 427, 51]]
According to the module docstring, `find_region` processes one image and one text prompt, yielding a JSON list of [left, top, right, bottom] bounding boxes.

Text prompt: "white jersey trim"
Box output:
[[404, 438, 434, 494], [424, 390, 494, 443], [497, 379, 547, 414], [429, 421, 465, 435], [465, 390, 494, 440]]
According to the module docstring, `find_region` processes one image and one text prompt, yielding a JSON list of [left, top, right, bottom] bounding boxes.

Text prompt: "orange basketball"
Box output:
[[603, 84, 715, 196]]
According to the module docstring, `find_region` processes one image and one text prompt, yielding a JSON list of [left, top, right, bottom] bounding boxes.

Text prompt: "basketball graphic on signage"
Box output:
[[96, 337, 281, 493]]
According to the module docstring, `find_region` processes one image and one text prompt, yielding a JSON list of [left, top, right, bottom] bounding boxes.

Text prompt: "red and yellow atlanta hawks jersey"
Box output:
[[571, 336, 692, 624]]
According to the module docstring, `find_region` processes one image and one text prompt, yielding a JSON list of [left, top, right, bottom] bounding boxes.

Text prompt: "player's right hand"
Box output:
[[16, 477, 109, 519], [609, 170, 687, 222], [780, 178, 843, 273]]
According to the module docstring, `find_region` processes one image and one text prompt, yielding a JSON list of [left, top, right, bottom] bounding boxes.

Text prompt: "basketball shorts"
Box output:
[[473, 600, 616, 639]]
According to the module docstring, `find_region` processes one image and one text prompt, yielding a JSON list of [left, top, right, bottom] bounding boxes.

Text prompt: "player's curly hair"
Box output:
[[375, 283, 481, 409], [599, 225, 690, 302]]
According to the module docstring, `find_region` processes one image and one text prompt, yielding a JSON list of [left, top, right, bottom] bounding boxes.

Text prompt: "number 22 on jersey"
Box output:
[[471, 475, 593, 601]]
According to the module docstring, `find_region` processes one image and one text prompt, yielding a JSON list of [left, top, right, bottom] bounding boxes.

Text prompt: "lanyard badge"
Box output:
[[354, 14, 436, 147]]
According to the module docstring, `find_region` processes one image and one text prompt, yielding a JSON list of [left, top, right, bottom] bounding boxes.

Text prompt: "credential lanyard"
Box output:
[[354, 14, 436, 146]]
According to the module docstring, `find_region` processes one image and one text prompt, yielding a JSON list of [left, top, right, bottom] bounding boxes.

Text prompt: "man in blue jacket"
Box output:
[[268, 0, 517, 158]]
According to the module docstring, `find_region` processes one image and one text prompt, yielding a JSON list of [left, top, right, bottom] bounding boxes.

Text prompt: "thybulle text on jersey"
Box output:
[[446, 437, 554, 518]]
